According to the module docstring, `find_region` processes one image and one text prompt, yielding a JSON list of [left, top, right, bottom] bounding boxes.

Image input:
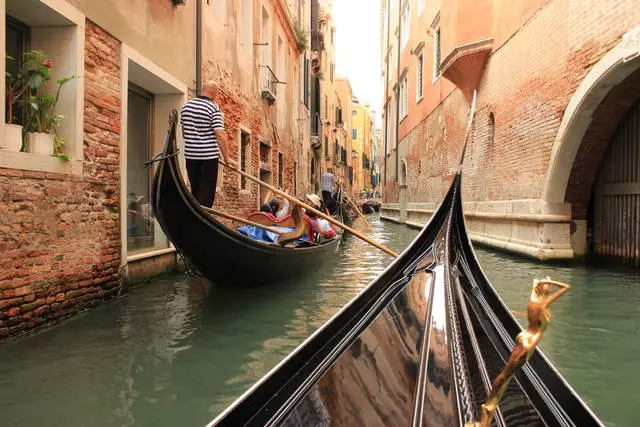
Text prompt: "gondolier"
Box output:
[[180, 81, 233, 207]]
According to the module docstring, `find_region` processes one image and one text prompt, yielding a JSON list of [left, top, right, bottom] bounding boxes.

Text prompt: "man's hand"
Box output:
[[225, 156, 238, 169]]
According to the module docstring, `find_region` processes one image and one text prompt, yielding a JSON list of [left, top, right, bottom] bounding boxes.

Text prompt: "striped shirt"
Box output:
[[180, 96, 225, 160]]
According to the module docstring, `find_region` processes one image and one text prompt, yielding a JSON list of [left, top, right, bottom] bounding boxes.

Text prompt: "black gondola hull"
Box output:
[[151, 118, 341, 286]]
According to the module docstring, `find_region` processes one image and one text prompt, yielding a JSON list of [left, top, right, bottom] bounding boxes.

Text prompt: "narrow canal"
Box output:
[[0, 215, 637, 426]]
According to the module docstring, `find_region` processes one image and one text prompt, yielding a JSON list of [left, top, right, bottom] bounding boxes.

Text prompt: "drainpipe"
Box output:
[[196, 0, 203, 95], [395, 2, 401, 185], [383, 0, 391, 191]]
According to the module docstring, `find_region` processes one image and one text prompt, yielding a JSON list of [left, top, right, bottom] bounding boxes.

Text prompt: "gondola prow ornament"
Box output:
[[467, 278, 571, 427]]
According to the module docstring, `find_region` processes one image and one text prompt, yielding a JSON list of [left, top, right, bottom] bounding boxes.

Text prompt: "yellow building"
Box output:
[[351, 100, 374, 193]]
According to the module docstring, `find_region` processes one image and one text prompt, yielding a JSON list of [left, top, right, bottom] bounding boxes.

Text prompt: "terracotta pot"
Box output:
[[27, 132, 54, 156], [2, 124, 23, 151]]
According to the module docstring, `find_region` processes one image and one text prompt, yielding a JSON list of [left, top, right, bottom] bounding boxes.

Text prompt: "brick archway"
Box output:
[[543, 27, 640, 207]]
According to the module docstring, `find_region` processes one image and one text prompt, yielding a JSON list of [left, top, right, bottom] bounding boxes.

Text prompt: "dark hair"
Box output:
[[259, 203, 273, 214], [269, 198, 281, 213]]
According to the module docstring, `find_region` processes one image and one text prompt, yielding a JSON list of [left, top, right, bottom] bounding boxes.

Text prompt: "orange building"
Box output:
[[381, 0, 640, 265]]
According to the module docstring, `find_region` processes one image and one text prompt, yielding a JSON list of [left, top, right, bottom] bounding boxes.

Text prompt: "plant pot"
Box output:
[[2, 124, 23, 151], [27, 132, 54, 156]]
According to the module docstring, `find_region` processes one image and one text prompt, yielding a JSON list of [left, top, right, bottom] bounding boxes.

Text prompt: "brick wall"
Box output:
[[205, 66, 297, 219], [0, 21, 121, 338], [387, 0, 640, 211]]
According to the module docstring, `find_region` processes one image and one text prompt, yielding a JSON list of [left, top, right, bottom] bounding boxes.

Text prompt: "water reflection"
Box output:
[[0, 216, 636, 426]]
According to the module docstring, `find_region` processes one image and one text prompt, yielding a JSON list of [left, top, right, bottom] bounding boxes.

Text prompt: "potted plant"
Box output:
[[20, 50, 73, 157], [3, 55, 28, 151]]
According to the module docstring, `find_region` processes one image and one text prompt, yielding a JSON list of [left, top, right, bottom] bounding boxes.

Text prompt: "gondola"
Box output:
[[150, 113, 341, 286], [208, 96, 603, 426]]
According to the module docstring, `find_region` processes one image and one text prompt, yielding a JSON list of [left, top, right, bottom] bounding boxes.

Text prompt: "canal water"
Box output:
[[0, 215, 638, 426]]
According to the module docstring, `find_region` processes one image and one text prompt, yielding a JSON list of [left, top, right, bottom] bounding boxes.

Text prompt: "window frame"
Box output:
[[0, 1, 85, 174], [432, 18, 441, 83], [416, 51, 424, 102], [400, 1, 410, 50]]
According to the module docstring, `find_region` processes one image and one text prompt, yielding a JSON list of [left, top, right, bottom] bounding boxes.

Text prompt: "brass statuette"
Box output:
[[466, 277, 571, 427]]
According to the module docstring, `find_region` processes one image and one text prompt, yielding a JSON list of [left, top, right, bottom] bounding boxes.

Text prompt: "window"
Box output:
[[352, 128, 358, 140], [278, 152, 284, 187], [352, 109, 357, 117], [416, 52, 424, 101], [259, 141, 272, 203], [239, 129, 251, 189], [5, 17, 29, 126], [212, 0, 227, 22], [401, 2, 410, 50], [2, 2, 84, 173], [325, 136, 330, 159], [418, 0, 423, 16], [303, 55, 309, 107], [261, 7, 271, 90], [433, 25, 441, 81], [241, 0, 252, 50], [399, 76, 408, 120], [127, 85, 167, 254], [488, 112, 495, 151]]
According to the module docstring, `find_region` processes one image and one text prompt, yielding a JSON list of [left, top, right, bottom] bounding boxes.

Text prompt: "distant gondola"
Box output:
[[208, 97, 603, 425], [150, 114, 341, 286]]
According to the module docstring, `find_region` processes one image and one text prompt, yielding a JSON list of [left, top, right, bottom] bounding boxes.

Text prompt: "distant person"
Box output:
[[180, 81, 234, 208], [321, 169, 337, 213]]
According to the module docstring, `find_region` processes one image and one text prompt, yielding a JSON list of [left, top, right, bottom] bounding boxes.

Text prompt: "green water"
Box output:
[[0, 216, 637, 426]]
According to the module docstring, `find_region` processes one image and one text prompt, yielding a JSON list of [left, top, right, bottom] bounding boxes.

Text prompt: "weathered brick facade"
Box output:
[[382, 0, 640, 260], [0, 21, 121, 338]]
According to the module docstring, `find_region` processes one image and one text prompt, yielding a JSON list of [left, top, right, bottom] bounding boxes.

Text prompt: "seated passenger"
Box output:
[[305, 194, 337, 241], [259, 203, 274, 215], [270, 196, 290, 219]]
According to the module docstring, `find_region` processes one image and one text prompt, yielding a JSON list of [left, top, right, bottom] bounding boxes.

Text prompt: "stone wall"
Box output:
[[0, 21, 121, 338]]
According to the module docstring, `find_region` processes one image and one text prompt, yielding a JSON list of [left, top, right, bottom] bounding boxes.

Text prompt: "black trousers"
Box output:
[[186, 158, 219, 208], [322, 190, 336, 214]]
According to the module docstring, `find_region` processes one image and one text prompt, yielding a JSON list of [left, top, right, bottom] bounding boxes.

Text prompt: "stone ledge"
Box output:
[[0, 150, 82, 175]]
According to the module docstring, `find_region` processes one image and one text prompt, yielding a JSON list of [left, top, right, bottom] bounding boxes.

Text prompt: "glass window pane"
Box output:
[[127, 88, 168, 254]]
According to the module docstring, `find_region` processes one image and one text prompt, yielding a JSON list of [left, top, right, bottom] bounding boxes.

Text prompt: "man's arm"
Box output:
[[215, 129, 231, 163]]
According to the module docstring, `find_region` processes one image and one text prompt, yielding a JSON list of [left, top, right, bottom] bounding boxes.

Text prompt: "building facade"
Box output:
[[0, 0, 317, 338], [308, 0, 353, 192], [380, 0, 640, 264], [351, 100, 375, 193]]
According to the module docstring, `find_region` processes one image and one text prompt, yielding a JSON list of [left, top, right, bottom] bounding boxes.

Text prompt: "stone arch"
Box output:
[[543, 27, 640, 206]]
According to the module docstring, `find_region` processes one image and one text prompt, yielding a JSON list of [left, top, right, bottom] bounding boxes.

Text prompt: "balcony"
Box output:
[[258, 65, 283, 105], [311, 31, 325, 52]]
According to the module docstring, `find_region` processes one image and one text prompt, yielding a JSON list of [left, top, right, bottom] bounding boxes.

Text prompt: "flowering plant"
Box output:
[[5, 50, 73, 156]]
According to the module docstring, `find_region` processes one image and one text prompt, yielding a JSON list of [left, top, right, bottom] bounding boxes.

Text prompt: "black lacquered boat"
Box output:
[[150, 114, 341, 286], [208, 100, 603, 425]]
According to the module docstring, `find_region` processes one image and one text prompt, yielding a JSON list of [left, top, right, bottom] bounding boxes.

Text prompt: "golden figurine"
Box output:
[[467, 277, 571, 427]]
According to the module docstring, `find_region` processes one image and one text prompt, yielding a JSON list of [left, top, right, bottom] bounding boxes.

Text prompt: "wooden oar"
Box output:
[[219, 161, 399, 257], [344, 191, 373, 229], [203, 206, 284, 235]]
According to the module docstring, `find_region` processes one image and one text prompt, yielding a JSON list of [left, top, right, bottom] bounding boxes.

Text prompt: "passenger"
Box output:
[[306, 194, 337, 241], [269, 195, 290, 219], [259, 203, 274, 215]]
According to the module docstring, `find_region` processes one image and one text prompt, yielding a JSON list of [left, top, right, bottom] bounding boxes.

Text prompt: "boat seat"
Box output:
[[247, 212, 296, 228]]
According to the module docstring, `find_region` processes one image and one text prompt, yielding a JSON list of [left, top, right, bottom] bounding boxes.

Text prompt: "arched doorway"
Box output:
[[590, 101, 640, 265], [543, 27, 640, 258]]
